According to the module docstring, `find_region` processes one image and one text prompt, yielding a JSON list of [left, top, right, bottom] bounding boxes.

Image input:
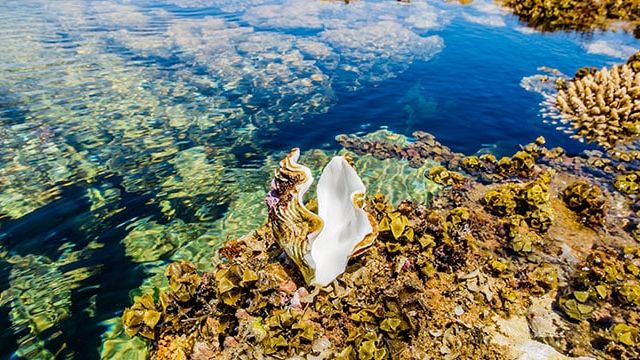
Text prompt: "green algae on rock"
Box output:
[[560, 181, 607, 227]]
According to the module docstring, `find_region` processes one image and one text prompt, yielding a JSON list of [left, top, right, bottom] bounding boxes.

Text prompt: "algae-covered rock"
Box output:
[[560, 181, 607, 226], [120, 127, 640, 359], [614, 171, 640, 195], [556, 247, 640, 357], [426, 165, 466, 186], [629, 52, 640, 73]]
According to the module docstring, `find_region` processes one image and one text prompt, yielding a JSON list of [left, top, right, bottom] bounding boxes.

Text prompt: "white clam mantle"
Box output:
[[309, 156, 374, 286]]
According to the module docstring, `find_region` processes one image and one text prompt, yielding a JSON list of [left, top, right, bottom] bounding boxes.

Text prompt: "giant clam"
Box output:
[[266, 148, 377, 286]]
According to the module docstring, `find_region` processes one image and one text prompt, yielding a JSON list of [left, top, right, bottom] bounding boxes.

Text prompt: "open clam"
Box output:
[[266, 148, 377, 286]]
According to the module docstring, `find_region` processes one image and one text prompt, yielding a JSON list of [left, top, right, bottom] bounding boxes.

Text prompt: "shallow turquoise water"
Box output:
[[0, 0, 638, 358]]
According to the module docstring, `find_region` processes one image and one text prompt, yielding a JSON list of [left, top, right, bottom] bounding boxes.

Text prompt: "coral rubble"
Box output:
[[0, 242, 100, 359]]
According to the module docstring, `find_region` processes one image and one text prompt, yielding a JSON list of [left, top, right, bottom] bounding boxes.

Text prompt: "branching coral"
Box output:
[[554, 63, 640, 149]]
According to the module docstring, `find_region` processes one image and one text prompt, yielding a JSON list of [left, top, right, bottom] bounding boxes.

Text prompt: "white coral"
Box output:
[[554, 64, 640, 148]]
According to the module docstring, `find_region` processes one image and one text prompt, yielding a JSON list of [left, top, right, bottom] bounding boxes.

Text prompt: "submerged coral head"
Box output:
[[267, 148, 376, 287]]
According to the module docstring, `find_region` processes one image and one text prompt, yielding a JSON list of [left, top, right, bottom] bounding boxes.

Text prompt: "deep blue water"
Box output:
[[0, 0, 638, 358]]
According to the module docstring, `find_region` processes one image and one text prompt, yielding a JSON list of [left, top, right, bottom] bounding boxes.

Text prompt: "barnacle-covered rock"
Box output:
[[560, 181, 607, 226]]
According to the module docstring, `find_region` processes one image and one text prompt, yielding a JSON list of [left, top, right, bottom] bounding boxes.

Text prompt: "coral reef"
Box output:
[[498, 0, 640, 37], [523, 54, 640, 206], [123, 137, 640, 359], [553, 63, 640, 149]]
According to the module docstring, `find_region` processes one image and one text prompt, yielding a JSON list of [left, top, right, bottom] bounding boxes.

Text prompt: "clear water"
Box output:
[[0, 0, 637, 358]]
